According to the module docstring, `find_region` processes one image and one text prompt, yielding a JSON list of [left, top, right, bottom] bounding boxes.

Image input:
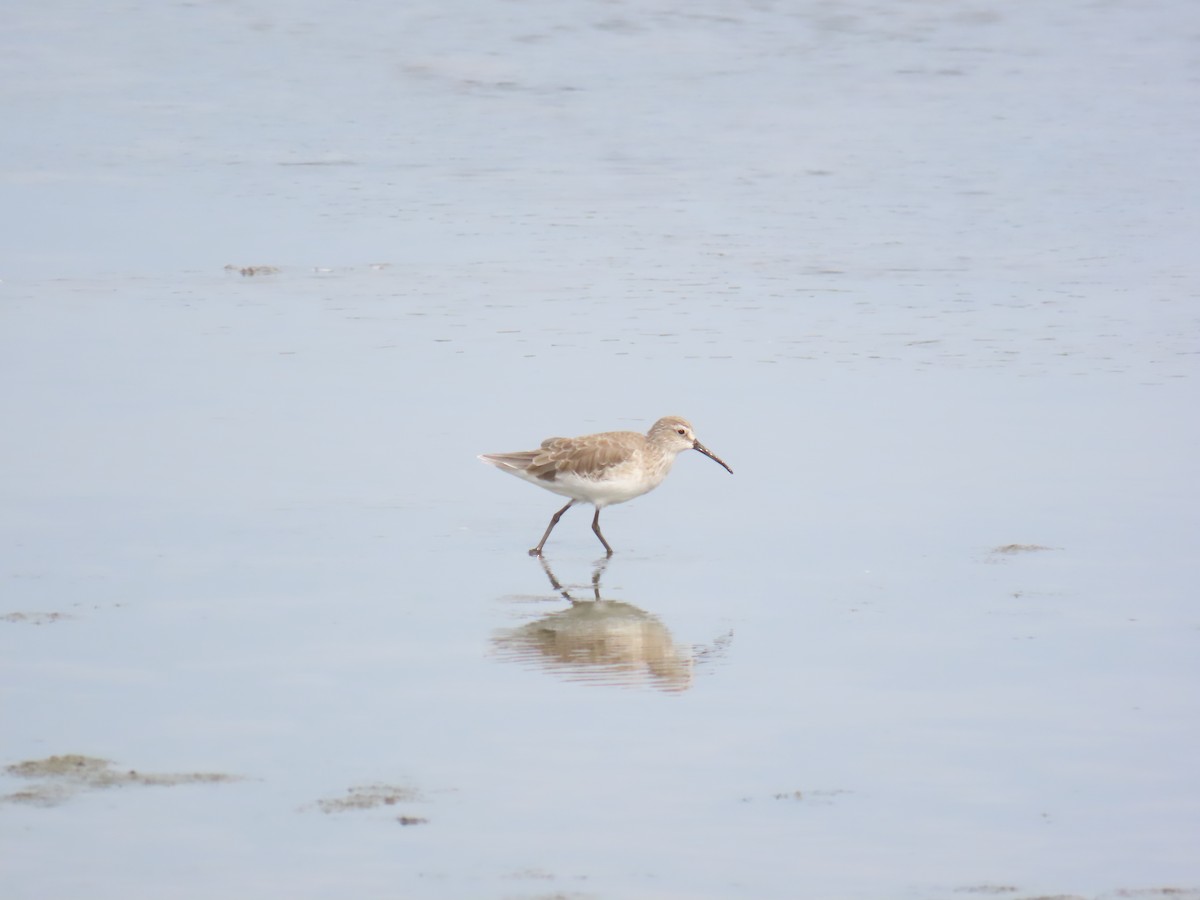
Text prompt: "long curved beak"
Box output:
[[693, 440, 733, 474]]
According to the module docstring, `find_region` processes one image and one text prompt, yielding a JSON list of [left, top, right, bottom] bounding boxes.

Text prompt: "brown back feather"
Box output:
[[536, 433, 638, 480]]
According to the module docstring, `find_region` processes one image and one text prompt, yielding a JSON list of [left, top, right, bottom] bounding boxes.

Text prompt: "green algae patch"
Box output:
[[2, 754, 242, 807]]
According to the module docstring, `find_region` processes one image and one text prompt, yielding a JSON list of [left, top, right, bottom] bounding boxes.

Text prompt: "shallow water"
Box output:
[[3, 1, 1199, 898]]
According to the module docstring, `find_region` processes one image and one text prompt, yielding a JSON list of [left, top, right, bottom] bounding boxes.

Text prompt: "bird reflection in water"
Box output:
[[491, 558, 731, 693]]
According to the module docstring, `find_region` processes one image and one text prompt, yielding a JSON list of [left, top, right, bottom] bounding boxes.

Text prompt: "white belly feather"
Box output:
[[520, 455, 674, 507]]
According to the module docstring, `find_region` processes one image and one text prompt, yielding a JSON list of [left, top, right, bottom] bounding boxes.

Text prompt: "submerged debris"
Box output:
[[314, 783, 424, 814], [1, 611, 70, 625], [224, 264, 280, 277], [2, 754, 241, 807], [770, 788, 851, 805]]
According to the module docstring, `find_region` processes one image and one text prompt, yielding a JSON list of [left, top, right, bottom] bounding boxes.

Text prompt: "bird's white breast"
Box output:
[[536, 454, 675, 507]]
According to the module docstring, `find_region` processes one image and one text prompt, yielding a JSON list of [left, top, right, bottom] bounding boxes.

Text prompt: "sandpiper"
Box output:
[[479, 416, 733, 557]]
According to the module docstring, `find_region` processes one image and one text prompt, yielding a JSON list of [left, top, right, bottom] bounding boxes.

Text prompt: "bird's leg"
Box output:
[[591, 508, 614, 557], [529, 500, 574, 557]]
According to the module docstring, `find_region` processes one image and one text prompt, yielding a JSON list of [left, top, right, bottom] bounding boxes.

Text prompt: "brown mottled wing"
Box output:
[[531, 433, 638, 481]]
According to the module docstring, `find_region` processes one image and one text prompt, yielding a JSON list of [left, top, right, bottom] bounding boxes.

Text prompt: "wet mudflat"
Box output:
[[2, 1, 1198, 898]]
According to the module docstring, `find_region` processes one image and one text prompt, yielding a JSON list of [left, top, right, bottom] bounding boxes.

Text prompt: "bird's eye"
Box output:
[[676, 427, 686, 435]]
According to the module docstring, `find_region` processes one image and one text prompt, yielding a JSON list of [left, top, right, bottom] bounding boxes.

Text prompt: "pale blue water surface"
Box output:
[[2, 1, 1198, 898]]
